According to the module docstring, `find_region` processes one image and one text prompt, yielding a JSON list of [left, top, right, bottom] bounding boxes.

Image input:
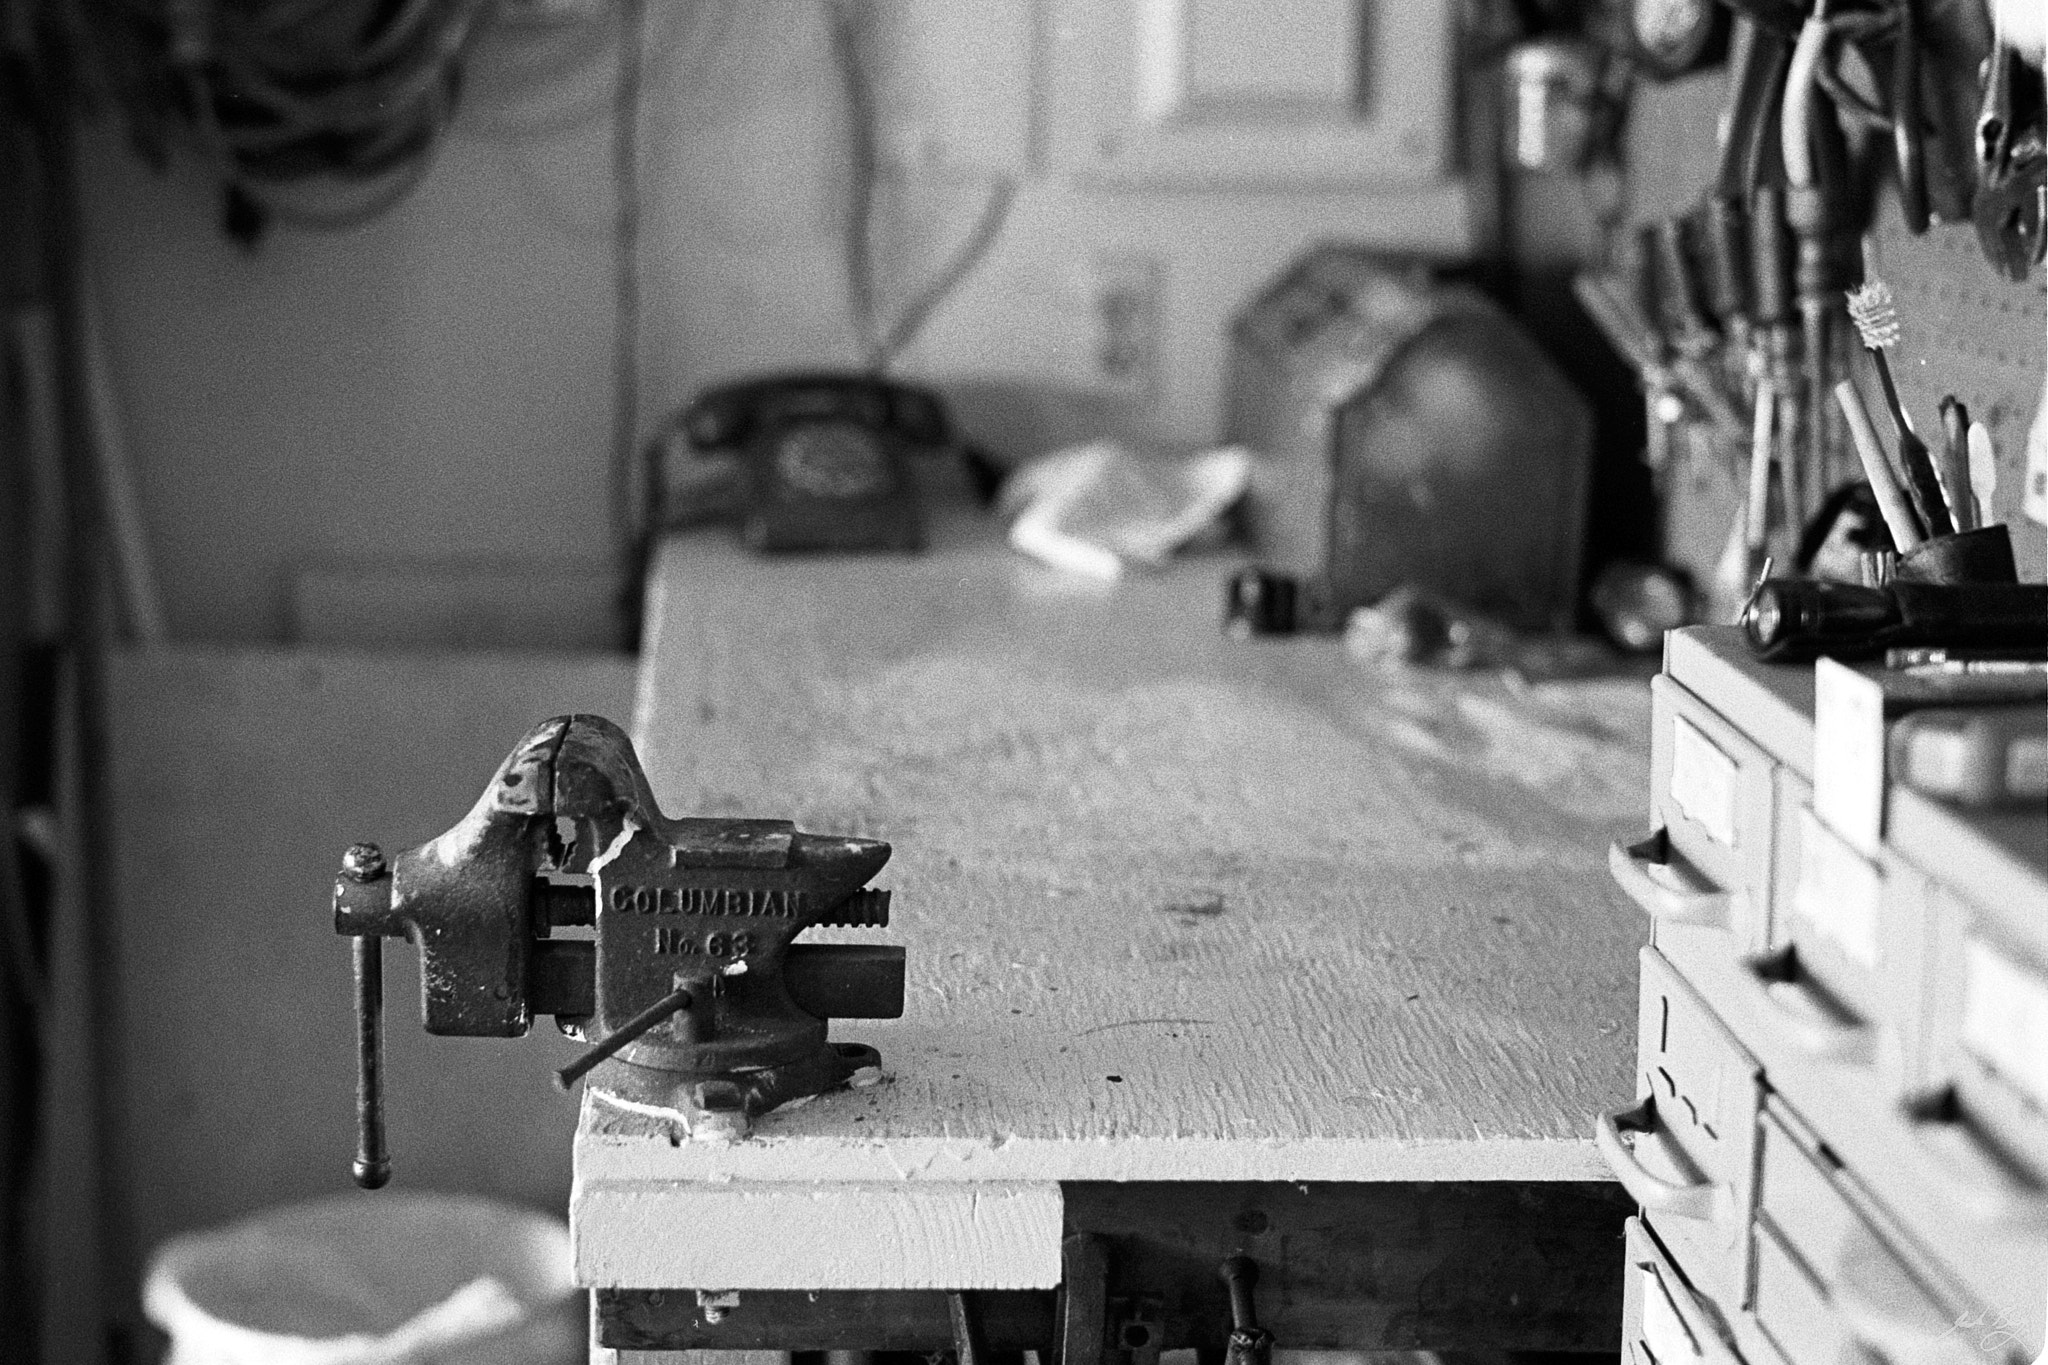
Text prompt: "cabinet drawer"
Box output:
[[1778, 786, 1889, 1004], [1599, 948, 1760, 1307], [1755, 1104, 1861, 1290], [1959, 934, 2048, 1120], [1765, 770, 1812, 953], [1624, 1217, 1745, 1365], [1913, 883, 2048, 1340], [1752, 785, 1931, 1087], [1749, 1214, 1988, 1365], [1830, 1221, 2014, 1365], [1751, 1224, 1842, 1365], [1780, 803, 1921, 1040], [1935, 886, 2048, 1181], [1755, 1097, 2032, 1365], [1649, 677, 1775, 954]]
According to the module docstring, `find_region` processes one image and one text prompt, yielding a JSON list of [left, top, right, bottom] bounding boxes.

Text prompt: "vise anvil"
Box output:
[[333, 713, 903, 1187]]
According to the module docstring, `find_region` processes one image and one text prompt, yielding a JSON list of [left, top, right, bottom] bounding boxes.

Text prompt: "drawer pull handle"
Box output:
[[1744, 948, 1876, 1065], [1608, 833, 1733, 928], [1903, 1090, 2048, 1236], [1596, 1099, 1727, 1222]]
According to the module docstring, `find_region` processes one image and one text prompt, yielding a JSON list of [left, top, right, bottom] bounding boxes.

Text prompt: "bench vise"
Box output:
[[332, 714, 904, 1187]]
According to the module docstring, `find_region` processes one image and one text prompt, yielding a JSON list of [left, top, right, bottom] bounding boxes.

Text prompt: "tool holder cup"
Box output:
[[1894, 524, 2020, 586], [333, 714, 906, 1186]]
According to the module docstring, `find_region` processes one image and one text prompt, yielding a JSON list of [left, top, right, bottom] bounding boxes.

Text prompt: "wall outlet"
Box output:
[[1090, 253, 1162, 398]]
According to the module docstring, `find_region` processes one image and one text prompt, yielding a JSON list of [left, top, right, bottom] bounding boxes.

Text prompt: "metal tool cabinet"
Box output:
[[1607, 626, 2048, 1365]]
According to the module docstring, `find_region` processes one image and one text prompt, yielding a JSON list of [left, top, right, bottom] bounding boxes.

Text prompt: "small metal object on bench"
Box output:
[[1223, 568, 1338, 636], [332, 713, 904, 1183]]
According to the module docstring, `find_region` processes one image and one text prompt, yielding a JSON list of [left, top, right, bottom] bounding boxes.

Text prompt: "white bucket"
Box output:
[[142, 1191, 579, 1365]]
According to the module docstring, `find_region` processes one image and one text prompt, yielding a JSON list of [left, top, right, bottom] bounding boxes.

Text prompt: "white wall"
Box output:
[[105, 647, 637, 1303], [81, 0, 1468, 645]]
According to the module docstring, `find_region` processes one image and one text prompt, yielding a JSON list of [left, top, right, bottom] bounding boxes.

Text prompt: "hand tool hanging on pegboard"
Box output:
[[1975, 6, 2047, 279], [1574, 0, 2031, 614], [1781, 5, 1879, 532], [1712, 13, 1802, 575]]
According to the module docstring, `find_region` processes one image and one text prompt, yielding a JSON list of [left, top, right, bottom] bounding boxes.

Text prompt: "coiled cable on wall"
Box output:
[[117, 0, 495, 242]]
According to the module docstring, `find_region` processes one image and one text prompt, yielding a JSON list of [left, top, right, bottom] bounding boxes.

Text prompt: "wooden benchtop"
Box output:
[[590, 518, 1648, 1173], [572, 518, 1649, 1287]]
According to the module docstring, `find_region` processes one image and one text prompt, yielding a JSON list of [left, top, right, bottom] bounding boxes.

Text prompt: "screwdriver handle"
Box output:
[[1937, 398, 1974, 532], [1653, 219, 1717, 351], [1749, 185, 1793, 327], [1220, 1255, 1260, 1330], [1629, 225, 1667, 356], [1699, 197, 1751, 326], [1219, 1256, 1272, 1365]]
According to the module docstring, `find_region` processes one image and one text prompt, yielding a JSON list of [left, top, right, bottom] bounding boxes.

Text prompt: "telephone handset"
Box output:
[[678, 372, 952, 553]]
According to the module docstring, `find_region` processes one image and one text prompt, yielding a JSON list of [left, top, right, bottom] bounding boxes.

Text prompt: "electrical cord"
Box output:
[[1714, 15, 1792, 200], [826, 0, 884, 369], [611, 0, 647, 641], [1814, 59, 1894, 132], [1782, 8, 1907, 187], [465, 1, 712, 142], [879, 180, 1018, 363], [825, 0, 1016, 375], [180, 60, 449, 230], [1782, 11, 1831, 193]]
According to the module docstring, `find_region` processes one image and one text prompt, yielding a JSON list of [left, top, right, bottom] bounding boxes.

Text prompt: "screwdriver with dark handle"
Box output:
[[1653, 218, 1719, 356], [1220, 1257, 1273, 1365], [1650, 221, 1749, 438], [1698, 197, 1752, 338], [1749, 185, 1801, 527], [1939, 397, 1975, 532]]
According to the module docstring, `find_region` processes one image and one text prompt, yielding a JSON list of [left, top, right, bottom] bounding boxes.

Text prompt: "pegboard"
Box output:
[[1866, 215, 2048, 581]]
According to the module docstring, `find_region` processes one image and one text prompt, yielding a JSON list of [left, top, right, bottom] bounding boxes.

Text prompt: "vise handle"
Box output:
[[340, 843, 392, 1189]]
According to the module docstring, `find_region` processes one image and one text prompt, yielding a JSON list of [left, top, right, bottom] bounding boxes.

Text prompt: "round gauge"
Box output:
[[1631, 0, 1731, 80], [774, 423, 893, 500]]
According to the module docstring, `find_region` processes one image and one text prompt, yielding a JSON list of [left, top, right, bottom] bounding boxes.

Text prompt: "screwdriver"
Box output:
[[1749, 184, 1800, 529], [1783, 14, 1862, 517]]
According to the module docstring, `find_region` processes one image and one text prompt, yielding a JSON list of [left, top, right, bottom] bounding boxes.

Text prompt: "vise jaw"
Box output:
[[333, 714, 902, 1186]]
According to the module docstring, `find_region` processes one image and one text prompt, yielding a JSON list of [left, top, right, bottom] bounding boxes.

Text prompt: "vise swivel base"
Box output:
[[333, 713, 903, 1186]]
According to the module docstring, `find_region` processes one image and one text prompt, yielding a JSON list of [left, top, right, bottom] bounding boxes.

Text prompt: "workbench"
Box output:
[[577, 513, 1655, 1358]]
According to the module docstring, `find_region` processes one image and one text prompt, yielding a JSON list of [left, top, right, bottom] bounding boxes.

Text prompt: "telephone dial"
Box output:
[[664, 372, 954, 553]]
